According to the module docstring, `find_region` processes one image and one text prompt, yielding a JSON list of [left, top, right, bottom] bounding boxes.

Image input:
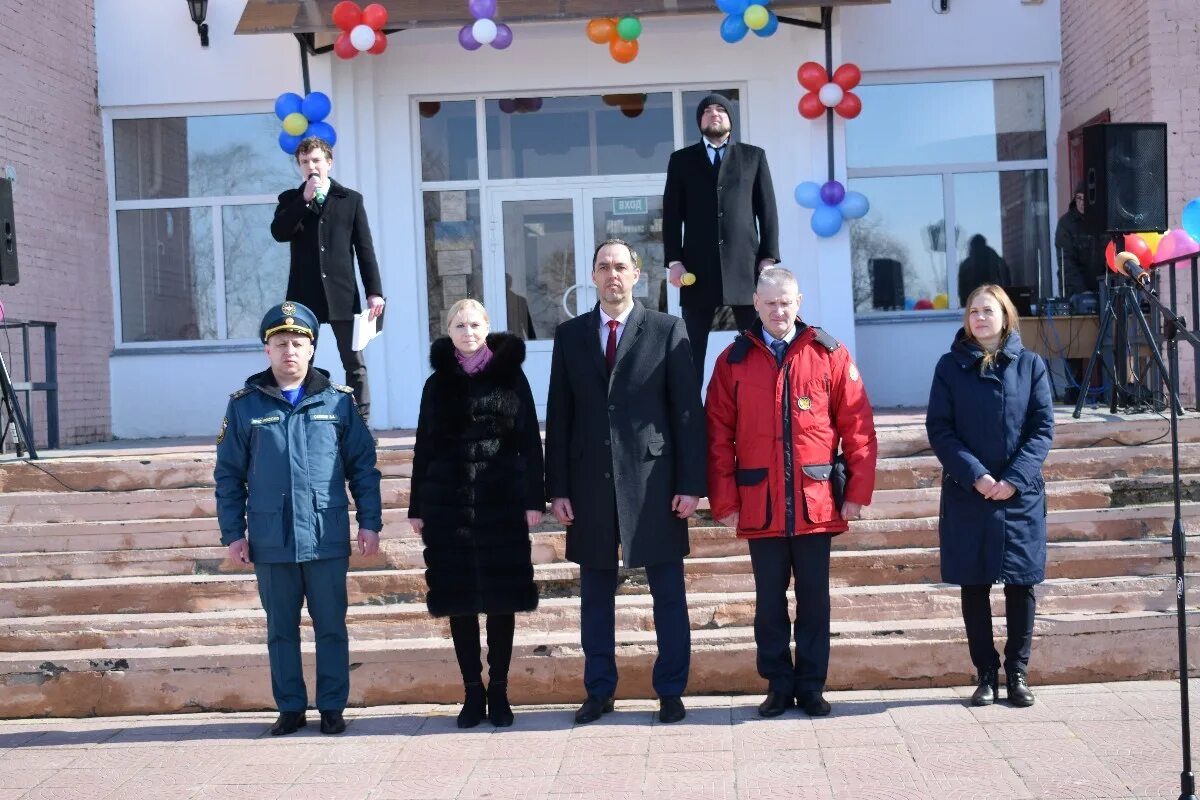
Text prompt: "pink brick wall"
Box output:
[[1060, 0, 1200, 403], [0, 2, 111, 445]]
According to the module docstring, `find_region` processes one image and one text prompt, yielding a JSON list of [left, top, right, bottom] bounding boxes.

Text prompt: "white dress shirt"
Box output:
[[599, 304, 634, 356]]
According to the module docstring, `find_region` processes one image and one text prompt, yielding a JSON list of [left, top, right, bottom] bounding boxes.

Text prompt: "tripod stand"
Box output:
[[0, 346, 36, 459]]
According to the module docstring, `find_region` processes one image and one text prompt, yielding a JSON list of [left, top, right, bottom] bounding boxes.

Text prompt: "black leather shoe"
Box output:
[[488, 680, 514, 728], [970, 668, 999, 707], [796, 691, 831, 717], [574, 695, 615, 724], [319, 710, 346, 735], [269, 710, 306, 736], [458, 682, 487, 729], [758, 690, 794, 718], [1006, 671, 1035, 708], [658, 696, 686, 724]]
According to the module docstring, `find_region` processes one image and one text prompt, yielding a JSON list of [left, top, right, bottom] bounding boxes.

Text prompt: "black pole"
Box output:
[[299, 36, 312, 96], [822, 6, 834, 182]]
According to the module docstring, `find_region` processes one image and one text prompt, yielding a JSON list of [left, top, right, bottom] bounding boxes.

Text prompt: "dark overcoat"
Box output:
[[270, 178, 383, 324], [926, 329, 1054, 586], [544, 301, 707, 569], [409, 333, 543, 618], [662, 141, 780, 308]]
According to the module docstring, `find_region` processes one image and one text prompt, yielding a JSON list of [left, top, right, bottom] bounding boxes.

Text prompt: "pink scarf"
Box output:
[[455, 343, 493, 375]]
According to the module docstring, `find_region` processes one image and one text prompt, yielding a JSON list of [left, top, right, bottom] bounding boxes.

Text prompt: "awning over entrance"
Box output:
[[236, 0, 886, 36]]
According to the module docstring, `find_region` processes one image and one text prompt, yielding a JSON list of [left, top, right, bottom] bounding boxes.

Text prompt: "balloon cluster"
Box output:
[[797, 62, 862, 120], [1106, 229, 1200, 272], [794, 180, 869, 237], [586, 17, 642, 63], [603, 93, 648, 118], [716, 0, 778, 42], [274, 92, 336, 154], [332, 2, 388, 59], [460, 0, 513, 50], [497, 97, 543, 114], [910, 294, 950, 311]]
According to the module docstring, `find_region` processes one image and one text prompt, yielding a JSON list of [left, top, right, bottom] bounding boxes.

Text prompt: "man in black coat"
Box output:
[[1055, 181, 1105, 297], [663, 93, 780, 379], [545, 239, 707, 725], [271, 137, 384, 423]]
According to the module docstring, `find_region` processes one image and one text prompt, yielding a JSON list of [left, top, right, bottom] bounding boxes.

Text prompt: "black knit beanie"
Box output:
[[695, 93, 734, 129]]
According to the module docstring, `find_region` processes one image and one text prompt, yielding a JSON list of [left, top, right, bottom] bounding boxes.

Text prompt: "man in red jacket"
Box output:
[[706, 267, 877, 718]]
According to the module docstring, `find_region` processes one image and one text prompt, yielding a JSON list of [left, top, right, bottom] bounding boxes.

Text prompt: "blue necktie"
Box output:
[[711, 145, 723, 169], [771, 339, 786, 366]]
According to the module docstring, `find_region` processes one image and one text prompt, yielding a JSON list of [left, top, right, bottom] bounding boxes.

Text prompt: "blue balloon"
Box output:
[[904, 297, 916, 310], [794, 181, 822, 209], [840, 191, 870, 220], [278, 130, 303, 156], [752, 11, 779, 37], [811, 205, 844, 237], [719, 14, 749, 43], [306, 121, 337, 148], [274, 92, 303, 121], [301, 92, 332, 123], [1183, 198, 1200, 241], [716, 0, 751, 13]]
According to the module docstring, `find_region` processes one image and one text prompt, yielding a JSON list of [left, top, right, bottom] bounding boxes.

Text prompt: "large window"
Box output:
[[847, 77, 1051, 315], [112, 113, 297, 343]]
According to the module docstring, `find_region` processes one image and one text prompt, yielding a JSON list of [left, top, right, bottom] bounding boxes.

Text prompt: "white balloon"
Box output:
[[818, 83, 844, 108], [350, 24, 376, 52], [472, 18, 498, 45]]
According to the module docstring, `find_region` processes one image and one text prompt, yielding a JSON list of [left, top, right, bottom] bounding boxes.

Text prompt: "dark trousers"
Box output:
[[681, 304, 759, 382], [254, 557, 350, 712], [580, 561, 690, 698], [748, 534, 832, 696], [328, 321, 369, 422], [448, 613, 515, 684], [960, 583, 1036, 675]]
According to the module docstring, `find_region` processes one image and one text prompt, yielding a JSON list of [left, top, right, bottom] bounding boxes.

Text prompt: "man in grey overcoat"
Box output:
[[546, 238, 707, 725]]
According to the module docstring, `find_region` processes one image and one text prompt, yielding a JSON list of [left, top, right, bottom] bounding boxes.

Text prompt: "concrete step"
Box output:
[[0, 575, 1183, 652], [0, 537, 1189, 618], [0, 609, 1195, 717]]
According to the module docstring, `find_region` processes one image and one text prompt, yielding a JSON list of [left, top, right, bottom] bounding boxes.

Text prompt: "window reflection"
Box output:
[[501, 199, 575, 339], [954, 170, 1050, 305], [419, 100, 478, 182], [423, 190, 484, 341], [222, 204, 290, 339], [117, 208, 216, 341]]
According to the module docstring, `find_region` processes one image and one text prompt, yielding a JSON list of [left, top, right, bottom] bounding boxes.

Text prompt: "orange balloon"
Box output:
[[587, 18, 616, 44], [610, 38, 638, 63]]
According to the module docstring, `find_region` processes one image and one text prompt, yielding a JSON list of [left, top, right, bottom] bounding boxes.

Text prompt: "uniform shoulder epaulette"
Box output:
[[810, 327, 841, 353], [229, 387, 253, 400], [727, 333, 755, 364], [333, 383, 355, 394]]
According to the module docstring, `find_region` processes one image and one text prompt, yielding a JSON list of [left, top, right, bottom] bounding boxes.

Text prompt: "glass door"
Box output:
[[583, 186, 677, 318]]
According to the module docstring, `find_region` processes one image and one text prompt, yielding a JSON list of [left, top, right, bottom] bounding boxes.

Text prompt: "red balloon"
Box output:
[[832, 63, 862, 90], [835, 91, 862, 119], [331, 1, 362, 32], [914, 298, 935, 310], [797, 61, 828, 92], [368, 30, 387, 54], [333, 32, 359, 59], [798, 93, 825, 120], [361, 3, 387, 30], [1104, 234, 1153, 273]]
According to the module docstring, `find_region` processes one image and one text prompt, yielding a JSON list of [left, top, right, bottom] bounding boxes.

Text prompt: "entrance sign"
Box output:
[[612, 197, 647, 216]]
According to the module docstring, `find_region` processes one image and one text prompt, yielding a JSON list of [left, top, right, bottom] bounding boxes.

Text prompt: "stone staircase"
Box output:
[[0, 410, 1197, 718]]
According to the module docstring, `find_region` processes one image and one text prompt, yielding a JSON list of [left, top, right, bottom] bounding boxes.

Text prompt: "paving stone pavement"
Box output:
[[0, 680, 1196, 799]]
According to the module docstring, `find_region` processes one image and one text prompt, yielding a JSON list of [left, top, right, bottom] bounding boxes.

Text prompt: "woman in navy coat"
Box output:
[[926, 284, 1054, 708]]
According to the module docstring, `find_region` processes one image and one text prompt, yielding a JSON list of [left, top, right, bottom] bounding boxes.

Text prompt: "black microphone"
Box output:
[[1115, 251, 1151, 285]]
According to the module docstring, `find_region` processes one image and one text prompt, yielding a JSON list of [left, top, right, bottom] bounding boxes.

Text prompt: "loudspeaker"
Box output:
[[1082, 122, 1168, 235], [870, 258, 903, 310], [0, 179, 15, 286]]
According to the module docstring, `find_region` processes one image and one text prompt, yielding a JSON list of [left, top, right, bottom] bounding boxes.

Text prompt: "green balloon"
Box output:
[[616, 16, 642, 41]]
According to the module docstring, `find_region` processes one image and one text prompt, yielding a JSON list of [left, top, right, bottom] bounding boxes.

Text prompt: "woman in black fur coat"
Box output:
[[409, 300, 544, 728]]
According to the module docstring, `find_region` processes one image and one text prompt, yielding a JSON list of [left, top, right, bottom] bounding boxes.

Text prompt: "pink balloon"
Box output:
[[1154, 229, 1200, 265]]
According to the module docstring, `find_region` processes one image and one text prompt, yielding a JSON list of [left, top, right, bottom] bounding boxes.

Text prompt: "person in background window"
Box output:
[[1055, 181, 1104, 298], [409, 300, 544, 728], [505, 273, 537, 340], [663, 93, 779, 380], [271, 137, 384, 425], [957, 235, 1012, 308], [926, 284, 1054, 709]]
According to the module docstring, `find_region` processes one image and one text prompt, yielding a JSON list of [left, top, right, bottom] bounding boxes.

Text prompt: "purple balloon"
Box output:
[[491, 23, 513, 49], [498, 98, 517, 114], [458, 24, 482, 50], [820, 180, 846, 206], [468, 0, 497, 19]]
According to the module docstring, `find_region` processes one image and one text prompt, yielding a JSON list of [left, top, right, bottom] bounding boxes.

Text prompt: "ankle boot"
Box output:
[[970, 668, 999, 706], [457, 682, 487, 728], [488, 680, 514, 727], [1006, 671, 1035, 707]]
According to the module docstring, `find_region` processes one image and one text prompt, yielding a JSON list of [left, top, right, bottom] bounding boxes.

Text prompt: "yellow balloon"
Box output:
[[282, 113, 309, 137], [932, 293, 949, 310], [1139, 231, 1164, 255], [744, 4, 769, 30], [680, 272, 696, 286]]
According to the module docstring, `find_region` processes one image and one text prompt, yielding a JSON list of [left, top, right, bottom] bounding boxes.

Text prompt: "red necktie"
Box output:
[[605, 319, 619, 373]]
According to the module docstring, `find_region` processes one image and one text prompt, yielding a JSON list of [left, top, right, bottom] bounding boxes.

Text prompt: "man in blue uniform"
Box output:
[[214, 301, 382, 736]]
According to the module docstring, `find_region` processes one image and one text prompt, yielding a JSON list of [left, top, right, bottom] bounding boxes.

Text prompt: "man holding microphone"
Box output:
[[271, 137, 385, 424]]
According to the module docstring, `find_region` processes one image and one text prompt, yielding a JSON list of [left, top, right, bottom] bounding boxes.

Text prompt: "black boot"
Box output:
[[1006, 671, 1035, 707], [488, 680, 514, 727], [457, 682, 487, 728], [269, 710, 306, 736], [970, 668, 999, 707]]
